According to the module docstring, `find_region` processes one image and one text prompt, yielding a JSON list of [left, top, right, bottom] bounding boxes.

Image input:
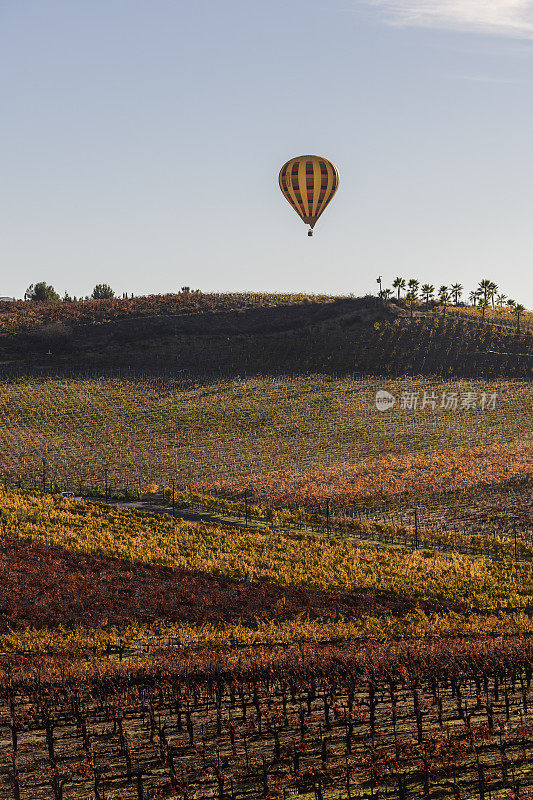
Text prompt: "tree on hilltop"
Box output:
[[439, 289, 451, 316], [392, 277, 406, 300], [24, 282, 60, 302], [512, 303, 525, 333], [407, 278, 419, 300], [479, 297, 489, 320], [478, 278, 496, 306], [421, 284, 434, 308], [405, 288, 418, 318], [438, 285, 449, 303], [91, 284, 115, 299], [450, 283, 463, 305]]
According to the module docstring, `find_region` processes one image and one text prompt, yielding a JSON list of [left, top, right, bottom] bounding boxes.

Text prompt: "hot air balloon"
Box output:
[[279, 155, 339, 236]]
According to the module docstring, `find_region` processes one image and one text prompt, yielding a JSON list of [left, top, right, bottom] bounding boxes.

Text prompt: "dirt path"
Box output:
[[91, 498, 256, 530]]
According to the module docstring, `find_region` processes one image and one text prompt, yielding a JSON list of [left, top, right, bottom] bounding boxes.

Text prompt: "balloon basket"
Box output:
[[308, 229, 313, 237]]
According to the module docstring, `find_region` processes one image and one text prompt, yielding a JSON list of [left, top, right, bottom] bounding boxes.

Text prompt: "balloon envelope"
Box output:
[[279, 155, 339, 232]]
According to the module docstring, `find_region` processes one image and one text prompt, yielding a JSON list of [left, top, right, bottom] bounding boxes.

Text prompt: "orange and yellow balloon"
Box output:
[[279, 155, 339, 236]]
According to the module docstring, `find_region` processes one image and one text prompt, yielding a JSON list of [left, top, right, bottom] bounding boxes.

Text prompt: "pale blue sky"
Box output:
[[1, 0, 533, 306]]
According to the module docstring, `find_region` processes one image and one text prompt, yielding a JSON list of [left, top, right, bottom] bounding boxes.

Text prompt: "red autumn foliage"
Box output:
[[0, 534, 459, 630]]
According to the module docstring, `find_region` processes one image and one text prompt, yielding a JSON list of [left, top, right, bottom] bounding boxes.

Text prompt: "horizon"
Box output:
[[6, 283, 531, 311], [1, 0, 532, 307]]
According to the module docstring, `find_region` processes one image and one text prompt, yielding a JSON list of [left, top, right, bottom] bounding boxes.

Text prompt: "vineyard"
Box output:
[[2, 485, 533, 796], [0, 347, 531, 795], [0, 374, 530, 497], [6, 640, 533, 798], [0, 293, 531, 337], [0, 294, 336, 334], [0, 298, 530, 379], [446, 305, 533, 333], [2, 484, 533, 651]]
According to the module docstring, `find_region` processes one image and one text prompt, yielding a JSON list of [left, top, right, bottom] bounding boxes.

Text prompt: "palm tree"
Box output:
[[405, 289, 417, 318], [421, 284, 435, 308], [507, 298, 516, 309], [407, 278, 419, 300], [488, 281, 498, 307], [438, 285, 449, 303], [478, 279, 493, 304], [382, 288, 393, 299], [469, 290, 480, 306], [496, 294, 507, 307], [511, 303, 525, 333], [450, 283, 463, 305], [479, 297, 489, 321], [392, 277, 406, 300]]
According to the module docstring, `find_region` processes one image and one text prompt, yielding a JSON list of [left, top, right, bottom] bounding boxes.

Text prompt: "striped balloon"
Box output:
[[279, 155, 339, 236]]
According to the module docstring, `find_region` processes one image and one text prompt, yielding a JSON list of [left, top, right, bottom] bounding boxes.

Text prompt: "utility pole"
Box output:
[[376, 276, 382, 298]]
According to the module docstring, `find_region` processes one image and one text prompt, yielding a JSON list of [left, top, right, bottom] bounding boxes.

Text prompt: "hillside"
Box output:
[[0, 296, 531, 800], [0, 294, 531, 378]]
